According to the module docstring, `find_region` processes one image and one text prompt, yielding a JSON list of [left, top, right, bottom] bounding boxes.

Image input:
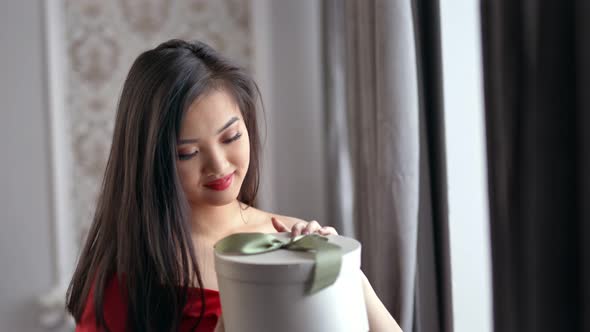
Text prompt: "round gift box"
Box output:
[[214, 232, 368, 332]]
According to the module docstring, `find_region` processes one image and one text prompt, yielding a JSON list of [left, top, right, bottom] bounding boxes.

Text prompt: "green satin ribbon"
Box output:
[[214, 233, 342, 294]]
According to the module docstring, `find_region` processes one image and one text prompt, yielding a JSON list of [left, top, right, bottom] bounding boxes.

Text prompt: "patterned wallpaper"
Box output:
[[65, 0, 252, 244]]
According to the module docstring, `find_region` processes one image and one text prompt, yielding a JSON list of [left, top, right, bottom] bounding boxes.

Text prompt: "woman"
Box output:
[[66, 39, 402, 332]]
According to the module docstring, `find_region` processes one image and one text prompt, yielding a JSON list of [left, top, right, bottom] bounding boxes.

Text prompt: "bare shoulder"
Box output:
[[241, 205, 307, 232], [269, 213, 308, 229]]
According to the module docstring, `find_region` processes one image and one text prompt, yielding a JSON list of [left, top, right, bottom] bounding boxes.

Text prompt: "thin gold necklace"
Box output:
[[238, 201, 249, 224]]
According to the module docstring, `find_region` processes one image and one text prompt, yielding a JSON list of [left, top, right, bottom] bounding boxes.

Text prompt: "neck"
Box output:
[[189, 199, 248, 240]]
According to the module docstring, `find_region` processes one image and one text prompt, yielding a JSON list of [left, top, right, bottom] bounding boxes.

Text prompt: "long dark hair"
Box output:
[[66, 39, 261, 331]]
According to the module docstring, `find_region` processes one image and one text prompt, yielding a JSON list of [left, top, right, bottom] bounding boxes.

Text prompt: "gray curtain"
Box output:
[[323, 1, 452, 331], [481, 1, 590, 331]]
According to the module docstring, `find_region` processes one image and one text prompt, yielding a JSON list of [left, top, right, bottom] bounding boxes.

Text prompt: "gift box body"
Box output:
[[214, 233, 368, 332]]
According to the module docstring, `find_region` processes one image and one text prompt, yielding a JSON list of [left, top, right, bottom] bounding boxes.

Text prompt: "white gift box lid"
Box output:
[[214, 232, 369, 332], [215, 232, 359, 283]]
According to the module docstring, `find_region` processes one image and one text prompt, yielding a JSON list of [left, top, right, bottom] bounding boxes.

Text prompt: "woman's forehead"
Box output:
[[180, 90, 242, 136]]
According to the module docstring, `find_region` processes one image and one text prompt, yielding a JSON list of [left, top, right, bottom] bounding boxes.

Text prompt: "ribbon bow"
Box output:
[[214, 233, 342, 294]]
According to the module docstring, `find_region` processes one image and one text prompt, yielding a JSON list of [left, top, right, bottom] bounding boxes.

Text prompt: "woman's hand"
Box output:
[[271, 217, 338, 237]]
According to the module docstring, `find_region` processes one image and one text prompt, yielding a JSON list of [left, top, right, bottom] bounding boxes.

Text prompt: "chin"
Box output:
[[196, 182, 242, 207], [202, 194, 238, 207]]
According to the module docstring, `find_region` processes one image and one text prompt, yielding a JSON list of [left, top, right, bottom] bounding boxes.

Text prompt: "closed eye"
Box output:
[[178, 150, 199, 160], [224, 132, 242, 144], [178, 133, 241, 160]]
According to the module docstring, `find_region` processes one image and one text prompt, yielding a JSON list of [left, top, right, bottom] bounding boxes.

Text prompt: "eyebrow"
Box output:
[[178, 116, 240, 145]]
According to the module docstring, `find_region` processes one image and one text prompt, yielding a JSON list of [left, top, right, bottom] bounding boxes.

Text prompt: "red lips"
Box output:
[[204, 172, 234, 191]]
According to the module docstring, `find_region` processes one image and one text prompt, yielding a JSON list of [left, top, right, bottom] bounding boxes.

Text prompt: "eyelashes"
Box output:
[[178, 150, 198, 160], [223, 132, 242, 144], [178, 132, 243, 161]]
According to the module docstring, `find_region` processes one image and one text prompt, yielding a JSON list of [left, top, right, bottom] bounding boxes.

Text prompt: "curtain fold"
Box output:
[[323, 1, 451, 331], [323, 0, 356, 238], [412, 1, 453, 331], [578, 5, 590, 332], [481, 1, 590, 331]]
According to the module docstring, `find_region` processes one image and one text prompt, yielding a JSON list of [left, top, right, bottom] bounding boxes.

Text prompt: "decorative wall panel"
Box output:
[[65, 0, 252, 243]]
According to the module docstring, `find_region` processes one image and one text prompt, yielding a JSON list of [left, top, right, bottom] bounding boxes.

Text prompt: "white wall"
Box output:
[[440, 1, 493, 332], [0, 1, 56, 331]]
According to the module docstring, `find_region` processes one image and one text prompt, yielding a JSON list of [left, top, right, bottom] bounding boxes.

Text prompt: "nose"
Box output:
[[202, 146, 230, 177]]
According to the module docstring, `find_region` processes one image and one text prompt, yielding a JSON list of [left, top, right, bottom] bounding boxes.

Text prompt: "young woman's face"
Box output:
[[176, 89, 250, 207]]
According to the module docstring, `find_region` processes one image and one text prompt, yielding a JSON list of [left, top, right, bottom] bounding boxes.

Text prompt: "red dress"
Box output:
[[76, 276, 222, 331]]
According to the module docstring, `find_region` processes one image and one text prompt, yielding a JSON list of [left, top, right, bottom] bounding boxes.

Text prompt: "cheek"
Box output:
[[235, 136, 251, 172], [176, 162, 200, 191]]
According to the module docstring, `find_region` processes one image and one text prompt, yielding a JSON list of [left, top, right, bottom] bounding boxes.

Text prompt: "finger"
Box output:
[[271, 217, 290, 233], [291, 222, 307, 237], [303, 220, 321, 235], [318, 226, 338, 236], [325, 226, 338, 235]]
